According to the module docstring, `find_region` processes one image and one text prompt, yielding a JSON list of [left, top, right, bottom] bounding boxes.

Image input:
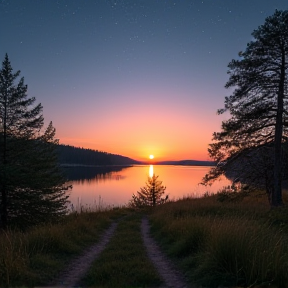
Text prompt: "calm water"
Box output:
[[64, 165, 230, 209]]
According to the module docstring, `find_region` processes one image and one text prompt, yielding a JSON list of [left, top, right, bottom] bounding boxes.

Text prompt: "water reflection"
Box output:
[[149, 165, 154, 177], [66, 165, 231, 208], [62, 165, 130, 183]]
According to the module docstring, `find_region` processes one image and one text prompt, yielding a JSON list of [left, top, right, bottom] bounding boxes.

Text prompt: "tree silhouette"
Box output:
[[130, 174, 168, 207], [0, 54, 69, 229], [203, 10, 288, 207], [56, 144, 139, 166]]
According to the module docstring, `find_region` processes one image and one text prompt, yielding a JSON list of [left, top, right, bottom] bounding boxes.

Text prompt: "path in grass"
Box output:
[[51, 221, 118, 287], [51, 214, 189, 287], [141, 216, 189, 288], [79, 214, 162, 287]]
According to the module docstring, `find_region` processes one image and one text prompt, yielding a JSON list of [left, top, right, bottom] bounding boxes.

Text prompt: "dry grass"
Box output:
[[0, 208, 130, 286], [149, 191, 288, 287]]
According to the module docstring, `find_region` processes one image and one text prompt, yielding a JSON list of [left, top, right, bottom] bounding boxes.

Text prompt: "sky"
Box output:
[[1, 0, 287, 161]]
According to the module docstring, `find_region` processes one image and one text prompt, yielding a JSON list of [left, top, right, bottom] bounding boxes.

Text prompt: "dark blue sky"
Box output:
[[1, 0, 287, 160]]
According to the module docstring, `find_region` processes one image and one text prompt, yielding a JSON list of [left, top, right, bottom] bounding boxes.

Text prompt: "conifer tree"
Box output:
[[130, 174, 168, 207], [204, 10, 288, 207], [0, 54, 69, 229]]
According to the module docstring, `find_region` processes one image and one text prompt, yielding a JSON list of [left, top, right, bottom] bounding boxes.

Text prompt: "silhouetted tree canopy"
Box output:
[[203, 10, 288, 207], [57, 144, 139, 166], [0, 54, 69, 230]]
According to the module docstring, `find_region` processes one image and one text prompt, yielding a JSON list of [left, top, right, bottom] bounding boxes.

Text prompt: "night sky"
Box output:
[[1, 0, 287, 161]]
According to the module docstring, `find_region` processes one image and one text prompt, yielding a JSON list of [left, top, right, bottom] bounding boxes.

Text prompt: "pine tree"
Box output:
[[0, 54, 69, 229], [130, 174, 168, 207], [204, 10, 288, 207]]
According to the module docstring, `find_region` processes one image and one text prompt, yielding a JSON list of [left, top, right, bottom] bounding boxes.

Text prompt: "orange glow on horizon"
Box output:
[[56, 90, 224, 162], [58, 136, 213, 162]]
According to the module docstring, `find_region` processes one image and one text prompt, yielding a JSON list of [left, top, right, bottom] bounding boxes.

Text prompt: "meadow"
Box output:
[[0, 189, 288, 287]]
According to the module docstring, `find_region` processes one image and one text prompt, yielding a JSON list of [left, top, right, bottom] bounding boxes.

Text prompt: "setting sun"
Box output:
[[149, 155, 154, 159]]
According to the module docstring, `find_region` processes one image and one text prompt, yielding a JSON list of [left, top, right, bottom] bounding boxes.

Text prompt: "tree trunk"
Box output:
[[0, 90, 8, 230], [272, 49, 285, 207]]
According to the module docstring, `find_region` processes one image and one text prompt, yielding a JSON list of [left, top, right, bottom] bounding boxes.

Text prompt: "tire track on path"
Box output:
[[141, 216, 191, 288], [50, 221, 118, 287]]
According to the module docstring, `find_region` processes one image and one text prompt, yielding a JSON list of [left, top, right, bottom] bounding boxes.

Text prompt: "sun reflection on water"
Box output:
[[149, 165, 154, 177]]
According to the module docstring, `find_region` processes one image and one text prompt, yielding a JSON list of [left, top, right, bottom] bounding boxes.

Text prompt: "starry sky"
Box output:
[[1, 0, 287, 161]]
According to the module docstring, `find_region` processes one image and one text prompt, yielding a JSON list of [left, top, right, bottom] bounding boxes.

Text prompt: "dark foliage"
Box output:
[[204, 10, 288, 207], [56, 144, 139, 166], [0, 54, 69, 230]]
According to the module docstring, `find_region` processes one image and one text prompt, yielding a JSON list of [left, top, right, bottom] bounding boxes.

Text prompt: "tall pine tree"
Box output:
[[0, 54, 69, 230], [204, 10, 288, 207]]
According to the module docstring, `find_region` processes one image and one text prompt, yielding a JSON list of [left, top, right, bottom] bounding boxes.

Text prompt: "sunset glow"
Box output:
[[149, 155, 154, 159]]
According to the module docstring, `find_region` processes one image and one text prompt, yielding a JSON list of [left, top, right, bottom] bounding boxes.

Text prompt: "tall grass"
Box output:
[[0, 208, 129, 287], [1, 190, 288, 287], [149, 192, 288, 287]]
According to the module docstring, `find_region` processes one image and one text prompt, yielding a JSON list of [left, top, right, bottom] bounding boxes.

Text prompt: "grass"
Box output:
[[149, 190, 288, 287], [1, 189, 288, 287], [80, 213, 162, 287], [0, 207, 130, 287]]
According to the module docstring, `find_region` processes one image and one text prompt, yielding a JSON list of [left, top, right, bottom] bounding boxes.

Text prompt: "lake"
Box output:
[[63, 165, 231, 210]]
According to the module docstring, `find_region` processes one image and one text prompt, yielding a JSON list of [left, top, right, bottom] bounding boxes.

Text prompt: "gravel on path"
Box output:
[[141, 216, 192, 288], [50, 221, 118, 287]]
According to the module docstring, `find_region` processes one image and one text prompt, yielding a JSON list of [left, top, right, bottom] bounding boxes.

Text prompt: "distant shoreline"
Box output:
[[60, 162, 216, 167], [145, 160, 216, 166]]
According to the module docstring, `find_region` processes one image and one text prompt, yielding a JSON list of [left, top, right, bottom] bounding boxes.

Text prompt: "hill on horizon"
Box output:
[[153, 160, 215, 166], [56, 144, 140, 166]]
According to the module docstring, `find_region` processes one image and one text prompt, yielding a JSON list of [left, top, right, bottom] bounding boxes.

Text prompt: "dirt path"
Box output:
[[141, 216, 190, 288], [50, 221, 118, 287], [50, 216, 191, 287]]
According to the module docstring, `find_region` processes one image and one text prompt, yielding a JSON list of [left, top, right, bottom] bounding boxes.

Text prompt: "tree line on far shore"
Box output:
[[56, 144, 139, 166]]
